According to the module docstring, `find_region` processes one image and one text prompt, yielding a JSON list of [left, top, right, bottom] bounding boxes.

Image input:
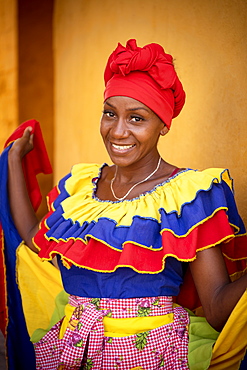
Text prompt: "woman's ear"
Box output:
[[160, 125, 169, 136]]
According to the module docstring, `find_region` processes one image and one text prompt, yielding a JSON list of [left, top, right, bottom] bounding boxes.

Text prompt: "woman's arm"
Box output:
[[8, 127, 40, 252], [190, 246, 247, 331]]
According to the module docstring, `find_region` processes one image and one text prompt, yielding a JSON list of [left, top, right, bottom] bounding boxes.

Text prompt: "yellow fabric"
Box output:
[[103, 314, 174, 337], [16, 243, 63, 336], [209, 290, 247, 370], [59, 302, 174, 338], [60, 164, 232, 227], [59, 303, 75, 339]]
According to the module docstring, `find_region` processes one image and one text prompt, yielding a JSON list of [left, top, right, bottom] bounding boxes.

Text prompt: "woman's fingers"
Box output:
[[23, 126, 34, 147], [23, 126, 32, 137], [10, 126, 34, 158]]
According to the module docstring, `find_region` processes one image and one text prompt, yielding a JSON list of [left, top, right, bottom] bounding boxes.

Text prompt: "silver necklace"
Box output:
[[110, 157, 161, 201]]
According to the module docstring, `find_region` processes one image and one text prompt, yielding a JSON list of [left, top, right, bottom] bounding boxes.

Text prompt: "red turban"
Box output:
[[104, 39, 185, 128]]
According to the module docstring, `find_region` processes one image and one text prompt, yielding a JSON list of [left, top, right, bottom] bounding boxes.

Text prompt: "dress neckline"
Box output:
[[92, 163, 185, 204]]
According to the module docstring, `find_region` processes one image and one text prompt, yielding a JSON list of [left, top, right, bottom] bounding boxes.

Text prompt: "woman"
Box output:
[[7, 39, 247, 369]]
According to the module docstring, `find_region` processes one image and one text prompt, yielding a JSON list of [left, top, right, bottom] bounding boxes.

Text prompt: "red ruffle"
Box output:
[[35, 209, 246, 274]]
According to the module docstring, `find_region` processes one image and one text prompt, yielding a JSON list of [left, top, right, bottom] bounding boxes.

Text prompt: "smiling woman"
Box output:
[[4, 39, 247, 369], [98, 96, 171, 201]]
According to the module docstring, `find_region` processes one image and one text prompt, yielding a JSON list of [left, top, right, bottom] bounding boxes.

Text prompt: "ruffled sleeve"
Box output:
[[33, 165, 247, 279]]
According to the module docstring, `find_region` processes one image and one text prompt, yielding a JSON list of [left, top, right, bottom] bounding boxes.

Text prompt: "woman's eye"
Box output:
[[103, 110, 115, 118], [130, 116, 143, 122]]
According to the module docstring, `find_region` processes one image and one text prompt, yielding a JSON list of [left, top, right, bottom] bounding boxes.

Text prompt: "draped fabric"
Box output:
[[0, 120, 52, 369]]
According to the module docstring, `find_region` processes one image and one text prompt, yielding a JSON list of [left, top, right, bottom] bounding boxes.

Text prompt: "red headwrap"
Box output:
[[104, 39, 185, 128]]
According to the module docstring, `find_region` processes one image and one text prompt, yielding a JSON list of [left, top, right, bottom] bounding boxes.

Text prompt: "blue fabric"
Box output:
[[0, 145, 36, 370], [58, 256, 185, 298]]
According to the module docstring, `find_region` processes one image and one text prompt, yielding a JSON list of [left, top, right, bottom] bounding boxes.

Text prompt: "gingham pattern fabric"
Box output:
[[69, 295, 174, 318], [34, 296, 189, 370]]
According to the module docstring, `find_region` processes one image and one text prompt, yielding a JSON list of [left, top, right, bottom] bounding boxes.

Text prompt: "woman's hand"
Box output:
[[9, 126, 34, 159], [8, 126, 39, 252]]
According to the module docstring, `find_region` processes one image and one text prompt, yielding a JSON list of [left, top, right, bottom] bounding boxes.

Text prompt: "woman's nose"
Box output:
[[111, 118, 128, 138]]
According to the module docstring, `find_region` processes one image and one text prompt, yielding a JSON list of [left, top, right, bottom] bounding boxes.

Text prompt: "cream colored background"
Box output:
[[1, 0, 247, 222]]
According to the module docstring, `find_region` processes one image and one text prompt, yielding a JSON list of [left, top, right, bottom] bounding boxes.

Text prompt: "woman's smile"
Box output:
[[111, 143, 136, 152]]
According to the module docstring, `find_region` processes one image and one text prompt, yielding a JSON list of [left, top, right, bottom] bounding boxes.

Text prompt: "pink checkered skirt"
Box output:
[[34, 296, 189, 369]]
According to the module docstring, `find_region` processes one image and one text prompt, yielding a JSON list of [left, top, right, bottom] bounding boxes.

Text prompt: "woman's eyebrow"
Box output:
[[104, 101, 149, 113], [127, 107, 149, 113], [104, 101, 115, 108]]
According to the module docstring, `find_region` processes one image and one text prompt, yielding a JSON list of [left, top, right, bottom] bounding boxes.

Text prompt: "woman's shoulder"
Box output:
[[176, 167, 232, 181], [169, 167, 233, 193], [70, 162, 104, 177], [58, 162, 105, 189], [46, 163, 105, 208], [153, 167, 233, 211]]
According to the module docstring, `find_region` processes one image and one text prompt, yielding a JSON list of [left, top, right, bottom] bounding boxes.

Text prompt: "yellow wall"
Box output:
[[0, 0, 18, 144], [54, 0, 247, 222], [17, 0, 54, 218], [0, 0, 54, 218]]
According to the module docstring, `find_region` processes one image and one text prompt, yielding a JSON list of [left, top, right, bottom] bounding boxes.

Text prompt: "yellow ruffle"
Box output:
[[60, 164, 232, 227]]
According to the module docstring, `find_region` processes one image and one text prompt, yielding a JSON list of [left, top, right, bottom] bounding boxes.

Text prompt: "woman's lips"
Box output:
[[111, 143, 135, 152]]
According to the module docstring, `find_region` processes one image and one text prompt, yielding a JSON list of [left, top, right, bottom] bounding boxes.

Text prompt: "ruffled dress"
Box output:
[[32, 163, 247, 370]]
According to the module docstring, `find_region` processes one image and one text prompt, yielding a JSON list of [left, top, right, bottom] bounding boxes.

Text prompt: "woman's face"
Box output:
[[100, 96, 168, 168]]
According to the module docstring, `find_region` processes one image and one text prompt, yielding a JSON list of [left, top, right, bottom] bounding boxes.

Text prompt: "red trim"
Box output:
[[169, 167, 180, 177]]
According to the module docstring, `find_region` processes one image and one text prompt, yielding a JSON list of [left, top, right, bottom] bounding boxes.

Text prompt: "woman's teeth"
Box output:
[[112, 144, 134, 150]]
